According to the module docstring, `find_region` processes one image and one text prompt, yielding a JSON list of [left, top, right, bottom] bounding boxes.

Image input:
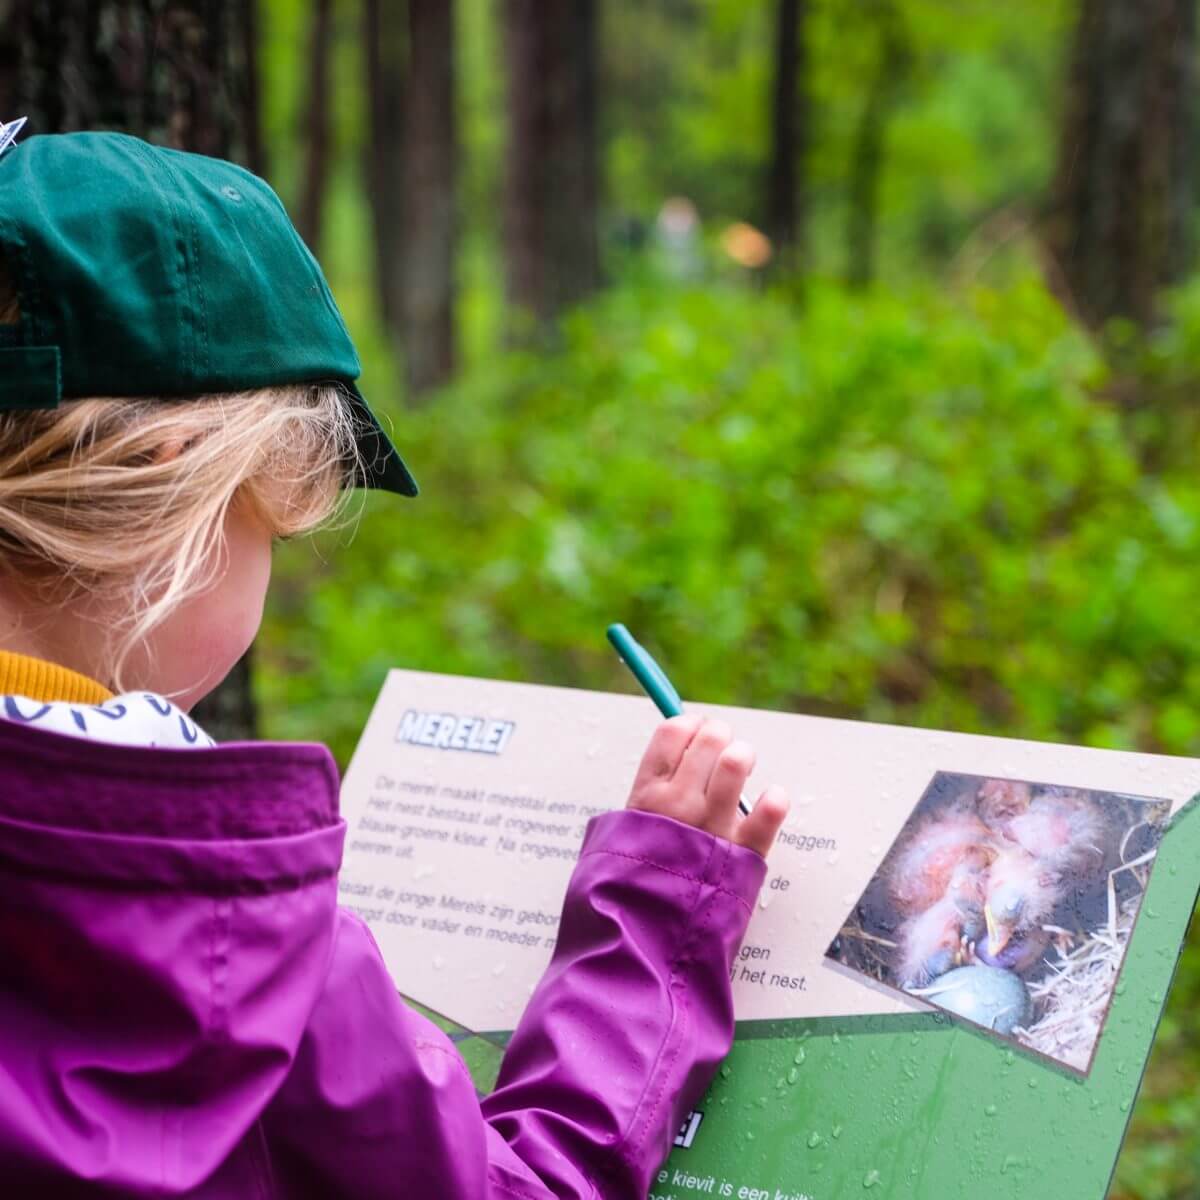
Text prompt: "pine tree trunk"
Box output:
[[1047, 0, 1197, 328], [0, 1, 21, 120], [191, 654, 258, 743], [237, 0, 267, 178], [845, 1, 909, 289], [501, 0, 600, 332], [296, 0, 334, 254], [364, 0, 406, 332], [766, 0, 808, 269], [0, 0, 261, 742], [0, 0, 259, 162], [401, 0, 457, 395]]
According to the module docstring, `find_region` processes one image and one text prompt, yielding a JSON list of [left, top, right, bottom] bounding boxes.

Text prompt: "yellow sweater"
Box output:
[[0, 650, 113, 704]]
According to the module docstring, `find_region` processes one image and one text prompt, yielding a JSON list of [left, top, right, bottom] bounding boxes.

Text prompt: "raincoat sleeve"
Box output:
[[263, 808, 766, 1199]]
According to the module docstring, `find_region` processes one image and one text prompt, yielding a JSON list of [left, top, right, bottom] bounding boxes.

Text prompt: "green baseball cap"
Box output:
[[0, 129, 417, 496]]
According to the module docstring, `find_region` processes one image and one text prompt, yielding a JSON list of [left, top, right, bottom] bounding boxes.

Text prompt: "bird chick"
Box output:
[[977, 843, 1059, 974], [1001, 788, 1108, 879], [973, 926, 1051, 975], [888, 806, 994, 916], [896, 859, 987, 989], [977, 778, 1033, 826]]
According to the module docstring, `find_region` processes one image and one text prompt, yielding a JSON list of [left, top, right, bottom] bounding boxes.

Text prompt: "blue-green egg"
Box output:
[[920, 964, 1033, 1035]]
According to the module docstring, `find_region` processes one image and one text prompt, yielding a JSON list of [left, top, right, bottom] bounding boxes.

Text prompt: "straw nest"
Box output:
[[1015, 834, 1158, 1073], [828, 804, 1164, 1073]]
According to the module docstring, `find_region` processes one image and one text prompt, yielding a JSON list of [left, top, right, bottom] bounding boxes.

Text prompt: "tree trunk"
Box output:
[[0, 0, 253, 160], [401, 0, 457, 395], [1047, 0, 1197, 328], [501, 0, 600, 332], [236, 0, 267, 178], [296, 0, 334, 254], [192, 653, 258, 743], [0, 0, 260, 742], [845, 1, 909, 289], [0, 2, 20, 120], [364, 0, 406, 332], [766, 0, 808, 270]]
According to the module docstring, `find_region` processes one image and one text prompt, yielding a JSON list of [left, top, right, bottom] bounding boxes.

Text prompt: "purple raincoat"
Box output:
[[0, 717, 765, 1196]]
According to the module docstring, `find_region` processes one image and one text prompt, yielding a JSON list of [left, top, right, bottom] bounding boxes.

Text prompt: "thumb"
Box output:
[[736, 784, 790, 859]]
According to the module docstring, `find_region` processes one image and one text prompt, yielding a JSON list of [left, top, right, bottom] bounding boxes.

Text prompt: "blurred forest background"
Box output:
[[2, 0, 1200, 1194]]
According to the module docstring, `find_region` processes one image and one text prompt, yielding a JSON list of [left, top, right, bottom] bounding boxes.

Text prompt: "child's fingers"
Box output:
[[736, 784, 790, 858], [631, 714, 703, 788], [672, 718, 733, 794], [705, 740, 756, 820]]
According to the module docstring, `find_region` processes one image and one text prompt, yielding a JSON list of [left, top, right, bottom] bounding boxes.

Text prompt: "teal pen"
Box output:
[[606, 623, 752, 817]]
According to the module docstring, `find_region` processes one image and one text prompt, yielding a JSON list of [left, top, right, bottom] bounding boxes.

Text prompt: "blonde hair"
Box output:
[[0, 257, 360, 690]]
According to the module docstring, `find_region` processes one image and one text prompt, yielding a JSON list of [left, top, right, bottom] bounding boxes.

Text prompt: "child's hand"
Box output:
[[626, 715, 789, 859]]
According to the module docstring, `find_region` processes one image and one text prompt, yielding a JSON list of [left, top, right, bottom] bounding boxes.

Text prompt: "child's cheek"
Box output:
[[142, 504, 273, 709]]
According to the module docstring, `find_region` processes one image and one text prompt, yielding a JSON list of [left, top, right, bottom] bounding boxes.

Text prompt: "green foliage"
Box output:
[[261, 272, 1200, 769], [602, 0, 1072, 279]]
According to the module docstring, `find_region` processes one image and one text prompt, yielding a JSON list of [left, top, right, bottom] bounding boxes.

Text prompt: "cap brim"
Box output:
[[344, 383, 419, 497]]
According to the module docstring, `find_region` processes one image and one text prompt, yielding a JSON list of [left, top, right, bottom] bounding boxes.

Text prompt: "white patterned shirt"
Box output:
[[0, 691, 215, 748]]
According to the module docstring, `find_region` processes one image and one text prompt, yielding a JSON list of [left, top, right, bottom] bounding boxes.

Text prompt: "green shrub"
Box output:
[[260, 272, 1199, 765]]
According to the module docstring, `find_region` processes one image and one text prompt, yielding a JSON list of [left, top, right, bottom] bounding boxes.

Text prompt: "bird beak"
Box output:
[[984, 903, 1011, 955]]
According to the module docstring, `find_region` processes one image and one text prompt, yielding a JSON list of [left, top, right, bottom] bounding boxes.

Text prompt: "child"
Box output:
[[0, 130, 788, 1197]]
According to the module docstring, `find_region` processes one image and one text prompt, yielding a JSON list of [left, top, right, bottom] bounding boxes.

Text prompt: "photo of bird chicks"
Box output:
[[826, 772, 1169, 1074]]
